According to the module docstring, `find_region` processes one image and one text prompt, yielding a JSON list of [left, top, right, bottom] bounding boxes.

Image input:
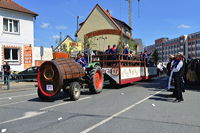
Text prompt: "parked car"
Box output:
[[17, 66, 39, 81]]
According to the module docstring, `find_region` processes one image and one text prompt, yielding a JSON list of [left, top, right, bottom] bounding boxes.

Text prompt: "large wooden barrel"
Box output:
[[38, 58, 85, 97]]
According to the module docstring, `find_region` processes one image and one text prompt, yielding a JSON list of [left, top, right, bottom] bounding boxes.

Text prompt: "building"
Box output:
[[75, 4, 136, 52], [54, 35, 83, 56], [34, 46, 53, 66], [144, 44, 155, 54], [187, 32, 200, 59], [133, 39, 144, 53], [0, 0, 38, 71], [144, 31, 200, 63]]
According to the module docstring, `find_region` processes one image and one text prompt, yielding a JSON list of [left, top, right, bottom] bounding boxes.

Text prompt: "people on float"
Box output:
[[104, 45, 111, 66], [143, 51, 151, 65], [123, 44, 129, 61], [84, 44, 91, 63], [75, 53, 87, 69], [105, 45, 111, 54], [140, 52, 143, 61], [128, 50, 134, 60], [110, 44, 117, 59], [172, 53, 184, 102]]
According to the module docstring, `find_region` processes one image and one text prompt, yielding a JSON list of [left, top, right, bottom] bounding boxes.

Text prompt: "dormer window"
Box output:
[[3, 18, 19, 33]]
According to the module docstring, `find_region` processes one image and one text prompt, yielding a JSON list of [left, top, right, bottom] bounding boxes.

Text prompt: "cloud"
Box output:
[[177, 24, 191, 29], [55, 26, 68, 30], [52, 35, 60, 39], [40, 23, 50, 28]]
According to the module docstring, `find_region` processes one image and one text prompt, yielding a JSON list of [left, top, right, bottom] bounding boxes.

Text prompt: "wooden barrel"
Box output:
[[38, 58, 85, 97]]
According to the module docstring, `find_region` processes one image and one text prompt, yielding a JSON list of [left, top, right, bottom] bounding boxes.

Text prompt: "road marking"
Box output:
[[80, 90, 163, 133], [40, 96, 91, 111], [0, 100, 27, 107], [0, 93, 36, 100], [0, 111, 46, 125]]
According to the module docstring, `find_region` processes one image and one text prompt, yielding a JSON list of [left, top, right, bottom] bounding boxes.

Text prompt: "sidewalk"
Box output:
[[0, 82, 37, 93]]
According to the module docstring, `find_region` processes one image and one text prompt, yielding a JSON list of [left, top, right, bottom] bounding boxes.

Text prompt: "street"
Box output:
[[0, 78, 200, 133]]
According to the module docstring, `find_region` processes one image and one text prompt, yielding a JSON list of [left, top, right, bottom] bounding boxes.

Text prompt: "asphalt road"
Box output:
[[0, 78, 200, 133]]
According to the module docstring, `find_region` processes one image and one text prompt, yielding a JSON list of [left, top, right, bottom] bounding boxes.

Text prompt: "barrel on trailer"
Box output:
[[37, 58, 85, 100]]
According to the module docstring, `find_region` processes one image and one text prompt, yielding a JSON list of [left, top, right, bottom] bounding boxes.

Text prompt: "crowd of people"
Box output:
[[166, 52, 185, 103]]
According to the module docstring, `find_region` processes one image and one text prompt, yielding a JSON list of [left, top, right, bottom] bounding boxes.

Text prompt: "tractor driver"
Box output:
[[75, 53, 87, 69]]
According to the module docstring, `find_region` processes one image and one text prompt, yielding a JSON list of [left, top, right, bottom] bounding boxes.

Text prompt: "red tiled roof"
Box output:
[[0, 0, 38, 16]]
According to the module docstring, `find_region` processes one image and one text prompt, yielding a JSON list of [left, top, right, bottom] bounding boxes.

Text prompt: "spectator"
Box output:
[[157, 63, 164, 76], [167, 54, 175, 90], [3, 62, 10, 85], [172, 53, 184, 102]]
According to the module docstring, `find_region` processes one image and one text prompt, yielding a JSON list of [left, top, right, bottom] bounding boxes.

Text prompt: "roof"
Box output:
[[54, 35, 75, 51], [76, 4, 132, 36], [0, 0, 38, 16]]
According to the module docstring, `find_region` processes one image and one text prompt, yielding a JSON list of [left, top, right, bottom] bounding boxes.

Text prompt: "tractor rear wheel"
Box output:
[[37, 87, 49, 100], [69, 82, 81, 101], [89, 66, 104, 94]]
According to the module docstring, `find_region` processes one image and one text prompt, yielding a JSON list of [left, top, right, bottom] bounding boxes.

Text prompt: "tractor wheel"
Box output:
[[69, 82, 81, 101], [89, 66, 104, 94], [37, 87, 49, 100]]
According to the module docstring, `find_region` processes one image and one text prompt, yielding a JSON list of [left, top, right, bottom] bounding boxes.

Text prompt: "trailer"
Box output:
[[93, 54, 157, 85]]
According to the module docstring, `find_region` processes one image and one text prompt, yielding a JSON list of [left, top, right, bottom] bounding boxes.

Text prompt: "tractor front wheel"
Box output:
[[89, 66, 104, 94]]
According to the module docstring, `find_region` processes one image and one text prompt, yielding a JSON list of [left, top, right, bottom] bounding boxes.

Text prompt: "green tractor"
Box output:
[[84, 50, 104, 94]]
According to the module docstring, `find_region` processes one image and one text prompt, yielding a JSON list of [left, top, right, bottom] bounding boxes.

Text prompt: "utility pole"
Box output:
[[128, 0, 132, 28], [76, 16, 79, 42]]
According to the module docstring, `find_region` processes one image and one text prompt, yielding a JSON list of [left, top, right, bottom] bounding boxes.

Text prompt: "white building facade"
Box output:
[[0, 0, 38, 71]]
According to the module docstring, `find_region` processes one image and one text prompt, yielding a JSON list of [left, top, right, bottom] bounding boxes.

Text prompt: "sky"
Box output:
[[15, 0, 200, 48]]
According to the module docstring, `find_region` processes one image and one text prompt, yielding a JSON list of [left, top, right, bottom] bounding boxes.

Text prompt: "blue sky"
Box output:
[[15, 0, 200, 48]]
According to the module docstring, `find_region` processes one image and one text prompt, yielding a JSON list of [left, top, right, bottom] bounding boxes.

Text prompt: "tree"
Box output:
[[151, 49, 160, 65], [129, 39, 137, 54]]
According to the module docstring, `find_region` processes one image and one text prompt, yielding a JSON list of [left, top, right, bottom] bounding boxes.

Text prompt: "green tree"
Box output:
[[129, 39, 137, 54], [151, 49, 160, 65]]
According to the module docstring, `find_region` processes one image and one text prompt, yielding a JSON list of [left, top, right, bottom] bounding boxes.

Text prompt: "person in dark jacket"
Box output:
[[110, 44, 117, 59], [172, 53, 184, 102], [105, 45, 111, 54], [3, 62, 10, 85]]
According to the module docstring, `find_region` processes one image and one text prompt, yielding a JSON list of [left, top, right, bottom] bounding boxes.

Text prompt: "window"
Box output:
[[4, 48, 20, 63], [3, 18, 19, 33]]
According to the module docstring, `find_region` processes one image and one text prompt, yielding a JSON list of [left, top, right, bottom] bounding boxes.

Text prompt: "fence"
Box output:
[[0, 73, 37, 90]]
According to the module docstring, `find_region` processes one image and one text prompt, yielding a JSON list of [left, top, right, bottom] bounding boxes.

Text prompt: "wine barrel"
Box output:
[[38, 58, 85, 97]]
